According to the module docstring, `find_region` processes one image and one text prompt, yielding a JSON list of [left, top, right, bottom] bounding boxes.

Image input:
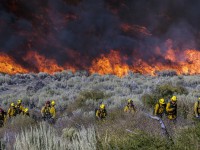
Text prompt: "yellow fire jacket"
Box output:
[[124, 105, 136, 113], [166, 102, 177, 120], [50, 106, 56, 119], [194, 101, 200, 117], [154, 103, 166, 116], [7, 107, 16, 117]]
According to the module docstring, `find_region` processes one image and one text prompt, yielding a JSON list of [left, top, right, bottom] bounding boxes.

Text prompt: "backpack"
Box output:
[[153, 103, 166, 115], [43, 107, 51, 120], [16, 105, 22, 115]]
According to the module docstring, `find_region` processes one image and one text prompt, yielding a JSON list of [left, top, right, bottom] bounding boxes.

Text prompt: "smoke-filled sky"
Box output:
[[0, 0, 200, 71]]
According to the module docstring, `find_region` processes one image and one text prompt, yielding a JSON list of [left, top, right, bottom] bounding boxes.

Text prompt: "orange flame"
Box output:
[[1, 47, 200, 76], [0, 53, 28, 74], [89, 48, 200, 76], [180, 49, 200, 74], [23, 51, 64, 74], [89, 50, 129, 77], [133, 49, 200, 75]]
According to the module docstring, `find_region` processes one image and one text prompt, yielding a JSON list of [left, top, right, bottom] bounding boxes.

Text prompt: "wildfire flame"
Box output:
[[23, 51, 64, 74], [2, 1, 200, 77], [89, 50, 130, 77], [0, 53, 28, 74], [89, 49, 200, 76], [181, 49, 200, 74], [0, 48, 200, 76]]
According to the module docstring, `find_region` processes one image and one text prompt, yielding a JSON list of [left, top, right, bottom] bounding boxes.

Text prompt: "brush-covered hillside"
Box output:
[[0, 70, 200, 149]]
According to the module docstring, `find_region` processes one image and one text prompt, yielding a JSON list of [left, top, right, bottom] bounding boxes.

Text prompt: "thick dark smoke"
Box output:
[[0, 0, 200, 70]]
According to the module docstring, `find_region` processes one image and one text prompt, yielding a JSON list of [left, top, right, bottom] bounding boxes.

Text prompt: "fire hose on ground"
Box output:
[[125, 111, 174, 145]]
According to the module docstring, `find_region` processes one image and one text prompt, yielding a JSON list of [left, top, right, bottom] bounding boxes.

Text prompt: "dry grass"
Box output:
[[14, 122, 97, 150]]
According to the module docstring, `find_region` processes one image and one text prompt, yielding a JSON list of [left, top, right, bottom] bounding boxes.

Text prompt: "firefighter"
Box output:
[[50, 100, 56, 119], [0, 107, 6, 127], [41, 101, 51, 121], [48, 100, 56, 124], [23, 108, 30, 116], [154, 98, 166, 118], [96, 104, 107, 120], [124, 99, 136, 113], [166, 96, 177, 121], [7, 103, 17, 118], [194, 97, 200, 118], [15, 99, 25, 115]]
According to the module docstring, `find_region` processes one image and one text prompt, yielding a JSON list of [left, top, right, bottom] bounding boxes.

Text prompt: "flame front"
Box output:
[[90, 48, 200, 76], [0, 53, 28, 74], [1, 48, 200, 76]]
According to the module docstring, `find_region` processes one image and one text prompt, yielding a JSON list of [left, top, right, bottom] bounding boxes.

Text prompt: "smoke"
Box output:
[[0, 0, 200, 70]]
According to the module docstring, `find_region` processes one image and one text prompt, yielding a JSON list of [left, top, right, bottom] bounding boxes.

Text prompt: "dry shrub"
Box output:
[[142, 84, 188, 108], [175, 123, 200, 149], [96, 108, 170, 149], [4, 115, 36, 130], [0, 115, 36, 150], [67, 90, 109, 114], [99, 132, 170, 150], [14, 122, 97, 150], [76, 90, 108, 107], [62, 127, 77, 140], [177, 99, 193, 120], [97, 114, 170, 150]]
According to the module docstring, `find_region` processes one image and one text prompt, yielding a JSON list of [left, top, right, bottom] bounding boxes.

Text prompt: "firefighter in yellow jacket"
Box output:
[[194, 97, 200, 118], [96, 104, 107, 120], [23, 108, 30, 117], [154, 98, 166, 118], [124, 99, 136, 114], [15, 99, 25, 115], [7, 103, 17, 118], [50, 100, 56, 119], [166, 96, 177, 121], [41, 101, 51, 121]]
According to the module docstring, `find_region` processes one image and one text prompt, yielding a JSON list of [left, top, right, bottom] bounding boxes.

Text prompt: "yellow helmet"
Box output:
[[51, 100, 55, 105], [11, 103, 15, 107], [100, 104, 105, 109], [24, 108, 29, 113], [17, 99, 22, 104], [128, 99, 132, 103], [171, 96, 177, 102], [159, 98, 165, 104], [198, 97, 200, 100]]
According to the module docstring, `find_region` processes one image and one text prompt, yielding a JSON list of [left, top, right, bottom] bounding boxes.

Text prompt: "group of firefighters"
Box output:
[[95, 96, 178, 121], [154, 96, 177, 120], [95, 95, 200, 122], [0, 100, 56, 126], [0, 100, 29, 127], [0, 95, 199, 127]]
